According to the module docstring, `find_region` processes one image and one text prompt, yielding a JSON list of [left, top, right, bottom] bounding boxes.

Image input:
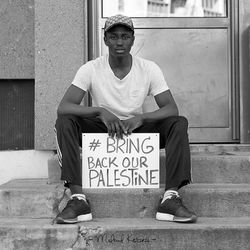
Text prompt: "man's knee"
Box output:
[[173, 116, 188, 136], [55, 115, 79, 130], [162, 116, 189, 134], [165, 115, 188, 126], [175, 116, 188, 130]]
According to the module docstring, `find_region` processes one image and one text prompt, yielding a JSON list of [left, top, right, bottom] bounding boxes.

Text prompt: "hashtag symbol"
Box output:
[[89, 139, 101, 151]]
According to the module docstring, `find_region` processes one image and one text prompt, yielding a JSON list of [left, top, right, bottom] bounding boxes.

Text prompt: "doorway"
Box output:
[[89, 0, 239, 143]]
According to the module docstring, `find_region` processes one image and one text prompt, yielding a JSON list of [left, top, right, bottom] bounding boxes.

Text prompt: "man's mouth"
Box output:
[[115, 49, 125, 53]]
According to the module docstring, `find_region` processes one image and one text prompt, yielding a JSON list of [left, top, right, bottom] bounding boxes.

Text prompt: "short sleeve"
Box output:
[[148, 62, 169, 96], [71, 61, 93, 91]]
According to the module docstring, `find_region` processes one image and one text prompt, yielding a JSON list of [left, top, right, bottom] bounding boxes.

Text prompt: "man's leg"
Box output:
[[159, 116, 191, 190], [135, 116, 197, 223], [54, 115, 107, 224]]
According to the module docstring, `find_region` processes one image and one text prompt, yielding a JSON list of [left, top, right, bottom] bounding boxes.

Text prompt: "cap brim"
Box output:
[[105, 22, 134, 32]]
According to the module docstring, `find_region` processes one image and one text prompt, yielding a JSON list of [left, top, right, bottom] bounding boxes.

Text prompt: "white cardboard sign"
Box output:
[[82, 133, 159, 188]]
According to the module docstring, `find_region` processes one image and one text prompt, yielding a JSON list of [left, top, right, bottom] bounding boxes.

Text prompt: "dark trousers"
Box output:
[[55, 115, 191, 190]]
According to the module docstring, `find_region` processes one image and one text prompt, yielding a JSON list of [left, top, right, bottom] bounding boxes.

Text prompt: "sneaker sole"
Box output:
[[56, 213, 93, 224], [156, 212, 197, 223], [78, 213, 93, 222]]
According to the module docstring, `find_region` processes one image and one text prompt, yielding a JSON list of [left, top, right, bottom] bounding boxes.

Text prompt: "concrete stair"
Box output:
[[1, 217, 250, 250], [1, 180, 250, 218], [0, 144, 250, 249]]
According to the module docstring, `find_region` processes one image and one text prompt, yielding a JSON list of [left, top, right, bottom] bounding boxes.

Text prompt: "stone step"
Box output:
[[84, 183, 250, 218], [48, 150, 250, 184], [1, 179, 250, 218], [189, 144, 250, 153], [0, 217, 250, 250], [191, 152, 250, 183]]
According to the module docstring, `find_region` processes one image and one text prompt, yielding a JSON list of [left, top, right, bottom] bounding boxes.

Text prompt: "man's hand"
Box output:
[[98, 108, 126, 138], [122, 115, 144, 135]]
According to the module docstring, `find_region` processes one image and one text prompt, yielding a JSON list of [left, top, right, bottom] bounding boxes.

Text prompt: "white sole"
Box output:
[[156, 212, 197, 223], [56, 213, 93, 224], [78, 213, 93, 222], [156, 212, 174, 221]]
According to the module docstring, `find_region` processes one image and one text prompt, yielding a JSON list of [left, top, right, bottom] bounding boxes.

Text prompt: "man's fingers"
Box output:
[[106, 123, 112, 137], [120, 121, 127, 133], [104, 118, 127, 138], [120, 121, 128, 136], [114, 122, 123, 139], [110, 123, 116, 137]]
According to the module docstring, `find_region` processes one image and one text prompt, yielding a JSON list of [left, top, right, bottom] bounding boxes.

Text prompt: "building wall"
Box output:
[[0, 0, 34, 150], [0, 0, 34, 79], [0, 0, 48, 185], [35, 0, 88, 149], [0, 150, 52, 186]]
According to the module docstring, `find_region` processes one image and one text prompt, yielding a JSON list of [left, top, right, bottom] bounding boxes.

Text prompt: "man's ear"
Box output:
[[131, 35, 135, 46], [104, 36, 108, 46]]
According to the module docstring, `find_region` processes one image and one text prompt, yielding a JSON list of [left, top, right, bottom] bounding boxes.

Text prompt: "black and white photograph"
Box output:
[[0, 0, 250, 249]]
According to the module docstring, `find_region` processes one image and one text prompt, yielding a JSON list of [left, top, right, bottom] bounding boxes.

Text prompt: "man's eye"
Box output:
[[122, 36, 130, 40]]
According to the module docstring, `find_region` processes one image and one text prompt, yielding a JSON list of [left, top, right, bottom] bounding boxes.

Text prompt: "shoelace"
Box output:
[[168, 195, 189, 211], [161, 190, 180, 203], [169, 195, 182, 204], [160, 195, 182, 212], [164, 191, 180, 199]]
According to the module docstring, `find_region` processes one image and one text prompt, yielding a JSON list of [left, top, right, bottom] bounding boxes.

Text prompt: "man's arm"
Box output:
[[57, 84, 126, 138], [122, 90, 178, 134], [57, 85, 100, 117], [143, 89, 179, 122]]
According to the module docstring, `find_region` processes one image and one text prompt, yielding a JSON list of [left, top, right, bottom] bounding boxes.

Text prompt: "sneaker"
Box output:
[[55, 194, 92, 224], [156, 190, 197, 223]]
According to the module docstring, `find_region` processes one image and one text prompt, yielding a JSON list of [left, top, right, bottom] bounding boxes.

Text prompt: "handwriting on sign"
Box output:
[[85, 233, 157, 245], [82, 133, 160, 189]]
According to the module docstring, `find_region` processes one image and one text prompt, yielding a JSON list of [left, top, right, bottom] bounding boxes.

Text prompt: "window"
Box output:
[[102, 0, 227, 17], [0, 80, 34, 150]]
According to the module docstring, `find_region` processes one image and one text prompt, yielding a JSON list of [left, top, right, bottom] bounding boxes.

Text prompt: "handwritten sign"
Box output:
[[82, 133, 159, 188]]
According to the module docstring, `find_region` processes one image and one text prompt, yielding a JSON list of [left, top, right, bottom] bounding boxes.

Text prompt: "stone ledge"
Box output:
[[0, 217, 250, 250], [48, 147, 250, 184], [1, 179, 250, 218]]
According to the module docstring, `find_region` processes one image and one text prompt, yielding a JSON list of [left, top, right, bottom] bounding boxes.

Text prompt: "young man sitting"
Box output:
[[55, 14, 197, 224]]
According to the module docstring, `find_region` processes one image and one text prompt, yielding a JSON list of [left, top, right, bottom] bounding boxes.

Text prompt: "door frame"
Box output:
[[87, 0, 240, 143]]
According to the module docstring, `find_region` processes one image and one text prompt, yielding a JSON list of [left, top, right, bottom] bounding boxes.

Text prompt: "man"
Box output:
[[55, 14, 197, 224]]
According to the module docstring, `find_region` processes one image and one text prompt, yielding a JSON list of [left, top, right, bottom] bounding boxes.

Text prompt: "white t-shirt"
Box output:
[[72, 55, 169, 120]]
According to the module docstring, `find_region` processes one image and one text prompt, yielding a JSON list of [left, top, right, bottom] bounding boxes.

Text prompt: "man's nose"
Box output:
[[116, 38, 123, 45]]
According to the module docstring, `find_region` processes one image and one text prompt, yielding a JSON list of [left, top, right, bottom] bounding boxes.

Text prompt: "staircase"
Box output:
[[0, 145, 250, 250]]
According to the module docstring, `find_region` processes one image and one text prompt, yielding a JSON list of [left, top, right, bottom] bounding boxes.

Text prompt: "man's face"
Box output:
[[104, 25, 135, 58]]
